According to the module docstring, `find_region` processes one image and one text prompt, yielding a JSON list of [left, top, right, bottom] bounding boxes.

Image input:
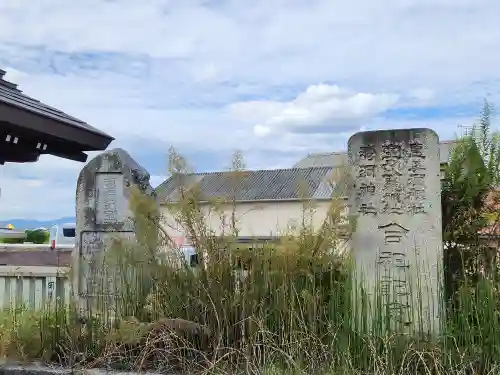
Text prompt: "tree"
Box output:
[[441, 100, 500, 301]]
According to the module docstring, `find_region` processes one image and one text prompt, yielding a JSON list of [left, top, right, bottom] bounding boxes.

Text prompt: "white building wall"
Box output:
[[160, 199, 347, 246]]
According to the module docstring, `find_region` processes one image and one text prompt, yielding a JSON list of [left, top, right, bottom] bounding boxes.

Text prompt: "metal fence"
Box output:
[[0, 266, 71, 310]]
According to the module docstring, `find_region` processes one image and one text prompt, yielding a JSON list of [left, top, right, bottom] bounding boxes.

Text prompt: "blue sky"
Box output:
[[0, 0, 499, 220]]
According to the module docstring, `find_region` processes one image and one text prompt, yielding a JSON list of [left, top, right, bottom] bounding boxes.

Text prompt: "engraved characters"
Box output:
[[95, 173, 125, 225], [352, 137, 428, 216], [377, 222, 412, 327]]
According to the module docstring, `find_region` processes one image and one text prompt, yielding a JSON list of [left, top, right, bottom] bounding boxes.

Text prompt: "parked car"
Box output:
[[49, 223, 76, 249]]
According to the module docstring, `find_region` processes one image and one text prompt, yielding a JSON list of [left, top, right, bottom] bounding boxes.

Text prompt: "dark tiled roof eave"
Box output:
[[0, 69, 114, 156]]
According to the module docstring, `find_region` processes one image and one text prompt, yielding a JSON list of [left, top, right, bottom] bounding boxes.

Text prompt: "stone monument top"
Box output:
[[76, 148, 154, 231]]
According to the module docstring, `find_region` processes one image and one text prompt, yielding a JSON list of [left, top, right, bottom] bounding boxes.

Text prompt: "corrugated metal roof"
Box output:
[[156, 167, 348, 203], [294, 141, 457, 168], [0, 69, 108, 137]]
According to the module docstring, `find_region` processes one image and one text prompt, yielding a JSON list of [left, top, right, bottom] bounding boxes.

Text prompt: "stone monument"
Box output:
[[347, 129, 443, 335], [74, 148, 156, 317]]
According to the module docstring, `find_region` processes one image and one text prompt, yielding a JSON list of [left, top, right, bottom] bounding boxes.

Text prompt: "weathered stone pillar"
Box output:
[[348, 129, 443, 335], [74, 148, 155, 318]]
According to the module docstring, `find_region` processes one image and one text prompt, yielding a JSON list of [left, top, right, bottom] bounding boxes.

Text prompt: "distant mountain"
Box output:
[[0, 217, 75, 230]]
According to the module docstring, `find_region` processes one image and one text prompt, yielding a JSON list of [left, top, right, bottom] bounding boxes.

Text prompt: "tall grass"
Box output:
[[2, 151, 500, 374], [6, 242, 500, 373]]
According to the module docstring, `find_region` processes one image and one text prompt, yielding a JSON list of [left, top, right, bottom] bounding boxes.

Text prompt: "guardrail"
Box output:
[[0, 229, 26, 239]]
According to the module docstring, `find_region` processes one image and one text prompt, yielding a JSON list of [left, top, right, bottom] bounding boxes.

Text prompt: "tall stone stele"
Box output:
[[347, 129, 443, 335], [73, 148, 156, 317]]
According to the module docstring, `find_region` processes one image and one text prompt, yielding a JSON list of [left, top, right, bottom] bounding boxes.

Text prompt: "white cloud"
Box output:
[[0, 156, 79, 220], [2, 67, 27, 83], [0, 0, 499, 219], [229, 84, 398, 137], [0, 0, 499, 92], [150, 175, 167, 189], [408, 88, 435, 102], [253, 125, 272, 138], [0, 155, 166, 221]]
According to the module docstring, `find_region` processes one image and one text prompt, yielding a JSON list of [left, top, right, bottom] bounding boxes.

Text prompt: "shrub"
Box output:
[[0, 237, 24, 244], [25, 229, 49, 244]]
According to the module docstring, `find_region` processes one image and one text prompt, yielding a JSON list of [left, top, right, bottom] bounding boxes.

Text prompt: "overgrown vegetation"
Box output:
[[442, 100, 500, 300], [1, 103, 500, 374], [25, 229, 50, 244]]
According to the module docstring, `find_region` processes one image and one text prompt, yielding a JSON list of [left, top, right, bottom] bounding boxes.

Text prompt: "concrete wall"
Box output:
[[0, 245, 74, 250], [160, 199, 348, 245]]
